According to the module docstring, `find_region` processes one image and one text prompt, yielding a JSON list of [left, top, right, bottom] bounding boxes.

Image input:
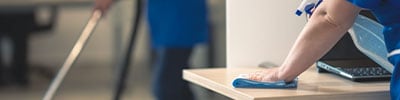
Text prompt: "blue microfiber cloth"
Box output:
[[232, 74, 298, 88]]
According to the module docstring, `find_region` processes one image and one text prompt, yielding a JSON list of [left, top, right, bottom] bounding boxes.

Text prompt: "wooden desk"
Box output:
[[183, 67, 390, 100]]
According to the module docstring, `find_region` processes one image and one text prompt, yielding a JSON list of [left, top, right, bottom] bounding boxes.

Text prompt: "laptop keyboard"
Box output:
[[338, 67, 391, 77]]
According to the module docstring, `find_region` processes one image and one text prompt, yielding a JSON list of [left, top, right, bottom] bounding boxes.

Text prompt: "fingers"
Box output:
[[94, 0, 113, 15], [248, 71, 269, 82], [94, 4, 109, 14], [253, 71, 263, 81], [261, 71, 279, 82], [248, 72, 259, 81], [248, 68, 280, 82]]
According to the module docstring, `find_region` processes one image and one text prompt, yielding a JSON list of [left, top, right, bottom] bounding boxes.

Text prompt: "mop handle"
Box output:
[[43, 10, 102, 100]]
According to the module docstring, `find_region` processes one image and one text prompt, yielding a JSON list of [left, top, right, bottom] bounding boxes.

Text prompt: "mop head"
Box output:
[[232, 74, 298, 88]]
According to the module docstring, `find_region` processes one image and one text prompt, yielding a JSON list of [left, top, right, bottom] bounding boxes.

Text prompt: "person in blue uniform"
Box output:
[[246, 0, 399, 99], [95, 0, 208, 100], [146, 0, 208, 100], [347, 0, 400, 99]]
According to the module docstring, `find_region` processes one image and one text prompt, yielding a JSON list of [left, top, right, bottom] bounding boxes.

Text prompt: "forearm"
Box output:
[[278, 0, 361, 81]]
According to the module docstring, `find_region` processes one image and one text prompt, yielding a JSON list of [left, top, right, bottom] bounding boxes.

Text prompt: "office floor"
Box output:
[[0, 1, 229, 100]]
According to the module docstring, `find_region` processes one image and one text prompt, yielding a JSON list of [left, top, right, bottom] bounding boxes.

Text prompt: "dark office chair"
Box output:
[[0, 6, 58, 86]]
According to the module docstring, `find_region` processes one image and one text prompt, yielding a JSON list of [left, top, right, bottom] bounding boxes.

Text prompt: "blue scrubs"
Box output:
[[147, 0, 208, 49], [348, 0, 400, 100], [146, 0, 209, 100]]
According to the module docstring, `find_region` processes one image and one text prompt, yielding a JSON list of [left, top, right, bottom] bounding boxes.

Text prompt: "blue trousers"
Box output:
[[152, 48, 194, 100], [389, 55, 400, 100]]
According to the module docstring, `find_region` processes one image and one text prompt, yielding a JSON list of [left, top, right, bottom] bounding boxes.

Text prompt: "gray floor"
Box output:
[[0, 1, 229, 100]]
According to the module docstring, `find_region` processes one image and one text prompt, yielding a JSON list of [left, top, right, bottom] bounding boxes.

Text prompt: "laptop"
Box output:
[[317, 33, 391, 82], [316, 11, 391, 82]]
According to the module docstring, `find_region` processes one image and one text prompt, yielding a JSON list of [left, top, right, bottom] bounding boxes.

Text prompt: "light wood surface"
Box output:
[[183, 67, 390, 100]]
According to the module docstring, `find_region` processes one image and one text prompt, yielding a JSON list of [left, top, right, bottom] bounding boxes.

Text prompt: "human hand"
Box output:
[[94, 0, 113, 14], [248, 67, 281, 82]]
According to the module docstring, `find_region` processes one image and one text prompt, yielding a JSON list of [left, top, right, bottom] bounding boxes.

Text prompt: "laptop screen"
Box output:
[[320, 33, 369, 60]]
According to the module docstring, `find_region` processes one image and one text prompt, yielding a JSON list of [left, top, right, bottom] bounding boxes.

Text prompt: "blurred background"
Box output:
[[0, 0, 227, 100]]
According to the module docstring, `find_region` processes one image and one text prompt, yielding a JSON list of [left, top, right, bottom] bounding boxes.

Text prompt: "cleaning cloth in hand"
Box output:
[[232, 74, 298, 88]]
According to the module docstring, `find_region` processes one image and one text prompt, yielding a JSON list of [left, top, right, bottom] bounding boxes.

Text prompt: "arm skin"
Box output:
[[249, 0, 361, 82]]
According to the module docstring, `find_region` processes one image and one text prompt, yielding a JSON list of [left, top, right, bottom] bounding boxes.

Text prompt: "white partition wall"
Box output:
[[227, 0, 306, 68]]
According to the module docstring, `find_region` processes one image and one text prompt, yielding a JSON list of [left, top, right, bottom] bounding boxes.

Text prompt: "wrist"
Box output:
[[277, 65, 297, 82]]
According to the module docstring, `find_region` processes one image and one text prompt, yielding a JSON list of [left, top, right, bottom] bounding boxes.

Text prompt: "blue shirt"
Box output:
[[348, 0, 400, 100], [147, 0, 209, 48]]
